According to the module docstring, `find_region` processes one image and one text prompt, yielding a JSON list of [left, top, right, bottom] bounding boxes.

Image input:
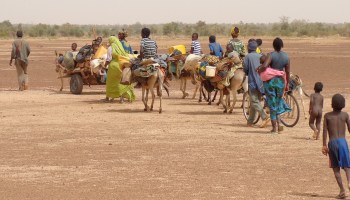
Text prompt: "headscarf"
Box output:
[[118, 29, 128, 37], [108, 36, 128, 57], [230, 26, 240, 37]]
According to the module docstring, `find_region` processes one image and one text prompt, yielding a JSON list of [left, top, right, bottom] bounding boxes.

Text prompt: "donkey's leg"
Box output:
[[159, 86, 163, 114], [150, 87, 155, 111], [58, 69, 64, 91], [212, 90, 218, 102], [192, 83, 199, 99], [183, 78, 189, 98], [229, 88, 237, 113], [199, 83, 203, 103], [216, 91, 222, 106], [180, 78, 184, 98], [145, 89, 150, 111], [207, 92, 212, 105], [227, 93, 231, 107], [219, 90, 227, 113], [142, 86, 148, 111]]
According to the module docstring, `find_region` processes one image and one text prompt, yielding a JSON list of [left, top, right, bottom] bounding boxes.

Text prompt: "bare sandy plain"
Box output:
[[0, 36, 350, 199]]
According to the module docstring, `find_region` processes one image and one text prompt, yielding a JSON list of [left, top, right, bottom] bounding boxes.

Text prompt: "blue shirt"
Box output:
[[209, 42, 223, 57], [243, 52, 264, 94], [121, 40, 132, 54], [271, 51, 289, 71]]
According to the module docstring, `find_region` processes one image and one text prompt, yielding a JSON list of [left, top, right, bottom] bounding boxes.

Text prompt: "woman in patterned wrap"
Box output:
[[227, 26, 246, 59], [257, 37, 291, 134]]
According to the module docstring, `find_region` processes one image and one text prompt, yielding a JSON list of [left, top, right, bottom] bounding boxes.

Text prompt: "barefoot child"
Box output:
[[322, 94, 350, 199], [309, 82, 324, 140]]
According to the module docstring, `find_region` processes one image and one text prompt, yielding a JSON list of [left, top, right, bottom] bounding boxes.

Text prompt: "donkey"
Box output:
[[289, 73, 309, 119], [216, 68, 247, 113], [184, 52, 247, 112], [133, 62, 169, 114], [167, 54, 202, 99], [55, 51, 65, 91]]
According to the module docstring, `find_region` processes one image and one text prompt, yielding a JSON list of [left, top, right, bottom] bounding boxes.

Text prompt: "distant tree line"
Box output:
[[1, 17, 350, 38]]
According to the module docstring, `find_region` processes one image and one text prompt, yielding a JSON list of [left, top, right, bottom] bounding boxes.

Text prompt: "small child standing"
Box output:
[[309, 82, 324, 140], [224, 43, 234, 58], [71, 43, 78, 60], [208, 35, 223, 58], [322, 94, 350, 199], [190, 33, 202, 55], [256, 39, 262, 54]]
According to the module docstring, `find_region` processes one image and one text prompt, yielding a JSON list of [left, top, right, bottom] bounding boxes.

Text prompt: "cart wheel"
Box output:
[[70, 74, 83, 94]]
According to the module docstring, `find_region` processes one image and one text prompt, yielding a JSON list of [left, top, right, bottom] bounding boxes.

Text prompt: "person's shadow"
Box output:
[[289, 192, 346, 199]]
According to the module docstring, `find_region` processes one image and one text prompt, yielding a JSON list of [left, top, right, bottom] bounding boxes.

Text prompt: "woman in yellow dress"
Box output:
[[104, 36, 135, 102]]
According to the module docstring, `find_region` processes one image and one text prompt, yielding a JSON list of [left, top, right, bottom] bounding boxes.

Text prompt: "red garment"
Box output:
[[259, 67, 285, 81]]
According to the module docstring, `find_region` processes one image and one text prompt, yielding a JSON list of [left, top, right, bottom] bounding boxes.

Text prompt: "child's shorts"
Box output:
[[328, 137, 350, 168]]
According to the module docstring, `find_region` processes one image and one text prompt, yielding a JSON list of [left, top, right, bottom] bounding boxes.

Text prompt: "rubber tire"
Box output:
[[70, 74, 83, 94], [242, 92, 260, 124], [280, 93, 300, 127]]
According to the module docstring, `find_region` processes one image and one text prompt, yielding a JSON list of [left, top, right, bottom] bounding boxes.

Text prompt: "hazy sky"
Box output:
[[1, 0, 350, 25]]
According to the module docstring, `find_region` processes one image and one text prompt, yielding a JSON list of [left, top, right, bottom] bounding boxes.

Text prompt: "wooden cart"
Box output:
[[55, 51, 106, 94]]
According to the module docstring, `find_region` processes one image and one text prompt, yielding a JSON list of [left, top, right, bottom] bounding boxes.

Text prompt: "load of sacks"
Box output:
[[120, 55, 169, 85], [57, 45, 108, 82], [182, 51, 243, 92]]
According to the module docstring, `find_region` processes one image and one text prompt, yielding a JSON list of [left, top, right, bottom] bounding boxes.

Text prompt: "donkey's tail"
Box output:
[[303, 89, 309, 97]]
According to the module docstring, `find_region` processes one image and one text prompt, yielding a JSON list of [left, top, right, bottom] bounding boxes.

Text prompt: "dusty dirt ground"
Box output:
[[0, 37, 350, 199]]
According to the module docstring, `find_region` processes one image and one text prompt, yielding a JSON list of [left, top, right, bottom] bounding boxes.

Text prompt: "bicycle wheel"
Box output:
[[242, 92, 260, 124], [280, 93, 300, 127]]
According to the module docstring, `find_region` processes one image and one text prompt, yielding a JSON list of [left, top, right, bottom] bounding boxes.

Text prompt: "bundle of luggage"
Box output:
[[121, 56, 168, 85], [57, 45, 107, 73], [76, 45, 94, 63], [196, 51, 243, 87]]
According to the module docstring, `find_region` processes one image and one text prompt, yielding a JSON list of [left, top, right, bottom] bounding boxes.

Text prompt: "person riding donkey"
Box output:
[[118, 29, 133, 54], [131, 27, 167, 113], [228, 27, 246, 60]]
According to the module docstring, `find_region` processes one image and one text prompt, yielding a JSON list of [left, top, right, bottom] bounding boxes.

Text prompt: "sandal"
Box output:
[[278, 125, 284, 132], [336, 192, 346, 199]]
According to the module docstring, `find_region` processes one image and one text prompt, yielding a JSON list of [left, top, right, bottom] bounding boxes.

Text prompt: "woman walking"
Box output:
[[257, 37, 291, 134], [104, 36, 135, 103]]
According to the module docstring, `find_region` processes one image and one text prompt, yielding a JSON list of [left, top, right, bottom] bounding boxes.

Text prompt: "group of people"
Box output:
[[222, 28, 350, 199], [9, 27, 350, 198]]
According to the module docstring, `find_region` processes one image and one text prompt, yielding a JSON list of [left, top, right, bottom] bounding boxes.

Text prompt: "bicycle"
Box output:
[[242, 91, 300, 127]]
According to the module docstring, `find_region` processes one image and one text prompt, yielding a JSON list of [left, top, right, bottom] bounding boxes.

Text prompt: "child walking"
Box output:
[[322, 94, 350, 199], [309, 82, 324, 140]]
